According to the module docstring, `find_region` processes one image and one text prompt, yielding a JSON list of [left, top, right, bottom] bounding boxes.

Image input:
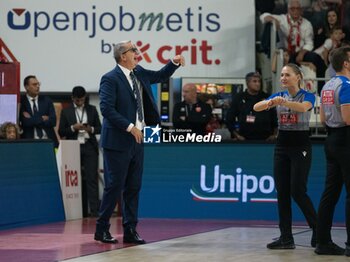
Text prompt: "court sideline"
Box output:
[[63, 226, 348, 262], [0, 217, 347, 262]]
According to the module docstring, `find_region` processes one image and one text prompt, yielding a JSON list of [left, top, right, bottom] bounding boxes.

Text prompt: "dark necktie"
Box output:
[[32, 99, 43, 138], [130, 71, 144, 122]]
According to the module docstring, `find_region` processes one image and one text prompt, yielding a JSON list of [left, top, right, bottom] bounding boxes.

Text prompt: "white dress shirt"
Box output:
[[118, 64, 145, 131], [260, 13, 314, 52], [26, 94, 48, 139]]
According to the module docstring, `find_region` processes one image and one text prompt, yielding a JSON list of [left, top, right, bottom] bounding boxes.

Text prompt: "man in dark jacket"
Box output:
[[226, 72, 278, 141], [59, 86, 101, 217], [19, 75, 59, 148], [173, 83, 212, 135]]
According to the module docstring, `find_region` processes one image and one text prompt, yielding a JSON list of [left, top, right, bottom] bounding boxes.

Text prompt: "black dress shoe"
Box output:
[[267, 237, 295, 249], [345, 242, 350, 257], [123, 228, 146, 244], [94, 231, 118, 244]]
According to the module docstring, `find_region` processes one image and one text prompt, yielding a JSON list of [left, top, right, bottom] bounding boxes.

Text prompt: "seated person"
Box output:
[[0, 122, 20, 140], [226, 72, 278, 141], [260, 0, 326, 92], [172, 83, 212, 135], [313, 26, 345, 66], [314, 8, 341, 49]]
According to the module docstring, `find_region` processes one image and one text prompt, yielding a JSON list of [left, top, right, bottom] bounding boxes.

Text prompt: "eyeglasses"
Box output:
[[122, 47, 139, 54]]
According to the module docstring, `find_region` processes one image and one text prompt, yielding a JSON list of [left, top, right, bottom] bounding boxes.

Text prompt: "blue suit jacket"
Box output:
[[99, 61, 179, 150], [19, 95, 59, 147]]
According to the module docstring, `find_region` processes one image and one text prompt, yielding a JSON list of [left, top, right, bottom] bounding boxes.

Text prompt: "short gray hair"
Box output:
[[113, 40, 131, 63]]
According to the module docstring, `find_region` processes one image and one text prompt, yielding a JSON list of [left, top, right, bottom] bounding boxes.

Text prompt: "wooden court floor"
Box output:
[[0, 217, 348, 262], [64, 226, 348, 262]]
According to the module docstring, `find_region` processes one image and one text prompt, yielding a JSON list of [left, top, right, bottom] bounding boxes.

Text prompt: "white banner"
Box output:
[[56, 140, 82, 220], [0, 0, 255, 92]]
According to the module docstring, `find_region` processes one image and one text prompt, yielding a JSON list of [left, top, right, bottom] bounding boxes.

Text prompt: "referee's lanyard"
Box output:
[[76, 107, 87, 144]]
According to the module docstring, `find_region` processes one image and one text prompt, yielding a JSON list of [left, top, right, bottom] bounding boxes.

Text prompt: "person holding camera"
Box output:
[[58, 86, 102, 217]]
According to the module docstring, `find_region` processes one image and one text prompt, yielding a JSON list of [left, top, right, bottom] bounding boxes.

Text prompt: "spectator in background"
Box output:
[[311, 26, 344, 93], [19, 75, 59, 148], [58, 86, 102, 217], [226, 72, 278, 141], [0, 122, 20, 140], [314, 26, 344, 65], [260, 0, 326, 94], [314, 8, 341, 49], [173, 83, 212, 135], [307, 1, 342, 31]]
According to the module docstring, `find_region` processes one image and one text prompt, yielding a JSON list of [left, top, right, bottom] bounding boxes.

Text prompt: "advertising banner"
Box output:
[[140, 143, 345, 223], [0, 0, 255, 92], [56, 140, 82, 220]]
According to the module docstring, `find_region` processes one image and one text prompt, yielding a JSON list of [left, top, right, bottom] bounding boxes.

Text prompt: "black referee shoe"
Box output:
[[345, 243, 350, 257], [267, 237, 295, 249], [314, 242, 345, 255]]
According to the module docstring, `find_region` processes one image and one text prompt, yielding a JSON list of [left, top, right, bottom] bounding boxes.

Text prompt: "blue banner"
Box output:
[[0, 141, 65, 230], [140, 143, 345, 223]]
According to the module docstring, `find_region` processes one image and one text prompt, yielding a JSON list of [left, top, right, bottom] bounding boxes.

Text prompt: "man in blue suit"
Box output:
[[19, 75, 59, 148], [94, 40, 185, 244]]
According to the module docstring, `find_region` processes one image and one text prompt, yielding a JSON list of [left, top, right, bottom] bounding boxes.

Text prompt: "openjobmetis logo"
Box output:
[[8, 8, 31, 30], [190, 165, 277, 203]]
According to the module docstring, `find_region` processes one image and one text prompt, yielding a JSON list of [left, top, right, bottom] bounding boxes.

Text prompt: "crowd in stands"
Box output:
[[257, 0, 350, 94]]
